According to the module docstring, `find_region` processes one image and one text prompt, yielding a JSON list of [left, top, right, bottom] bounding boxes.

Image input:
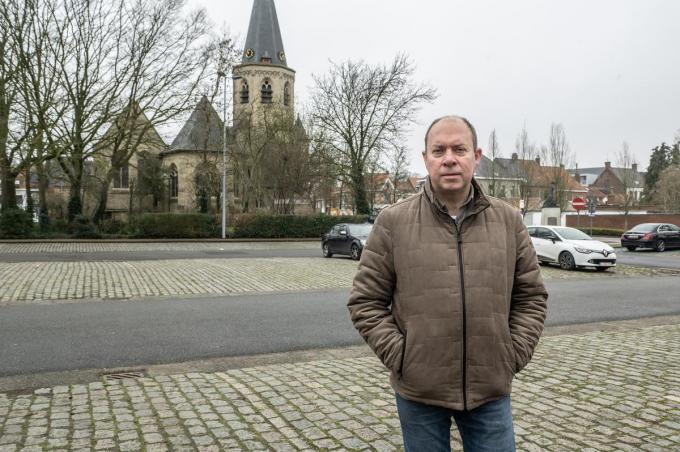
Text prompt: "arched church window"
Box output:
[[240, 80, 249, 104], [261, 79, 273, 104], [169, 164, 178, 198], [284, 82, 291, 107]]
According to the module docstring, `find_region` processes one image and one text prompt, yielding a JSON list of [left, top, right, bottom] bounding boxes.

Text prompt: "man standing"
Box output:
[[348, 116, 548, 451]]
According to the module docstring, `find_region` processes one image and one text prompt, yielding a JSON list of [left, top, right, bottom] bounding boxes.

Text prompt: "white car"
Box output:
[[527, 226, 617, 271]]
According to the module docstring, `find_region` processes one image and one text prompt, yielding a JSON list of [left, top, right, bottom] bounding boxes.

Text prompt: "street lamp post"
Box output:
[[219, 72, 242, 239], [219, 71, 229, 239]]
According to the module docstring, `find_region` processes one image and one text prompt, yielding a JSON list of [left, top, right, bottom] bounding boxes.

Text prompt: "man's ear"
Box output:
[[421, 150, 428, 164], [474, 148, 482, 166]]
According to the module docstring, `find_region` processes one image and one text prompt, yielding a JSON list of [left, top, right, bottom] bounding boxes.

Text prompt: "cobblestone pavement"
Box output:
[[0, 323, 678, 451], [0, 242, 319, 254], [0, 253, 677, 304]]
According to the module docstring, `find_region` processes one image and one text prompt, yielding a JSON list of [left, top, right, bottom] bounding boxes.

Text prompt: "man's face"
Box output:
[[422, 118, 482, 198]]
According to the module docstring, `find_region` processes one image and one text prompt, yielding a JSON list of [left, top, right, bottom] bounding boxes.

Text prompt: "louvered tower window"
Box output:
[[240, 80, 249, 104], [261, 80, 273, 103]]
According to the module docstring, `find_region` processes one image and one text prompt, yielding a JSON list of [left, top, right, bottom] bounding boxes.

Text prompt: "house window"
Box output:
[[261, 80, 273, 103], [240, 80, 249, 104], [113, 164, 129, 189], [284, 82, 290, 106], [169, 164, 178, 198]]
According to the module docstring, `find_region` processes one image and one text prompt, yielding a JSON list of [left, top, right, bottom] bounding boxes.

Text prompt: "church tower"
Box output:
[[233, 0, 295, 124]]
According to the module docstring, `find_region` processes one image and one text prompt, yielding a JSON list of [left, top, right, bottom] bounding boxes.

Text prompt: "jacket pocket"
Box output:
[[397, 330, 408, 379]]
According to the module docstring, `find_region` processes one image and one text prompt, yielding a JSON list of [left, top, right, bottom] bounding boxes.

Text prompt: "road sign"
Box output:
[[572, 197, 586, 210]]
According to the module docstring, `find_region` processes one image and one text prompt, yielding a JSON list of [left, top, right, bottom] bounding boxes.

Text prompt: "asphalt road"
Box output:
[[614, 248, 680, 268], [1, 277, 679, 377]]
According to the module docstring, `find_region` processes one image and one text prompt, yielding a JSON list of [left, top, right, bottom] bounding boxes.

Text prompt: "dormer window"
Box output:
[[284, 82, 291, 107], [261, 80, 273, 104], [240, 80, 249, 104]]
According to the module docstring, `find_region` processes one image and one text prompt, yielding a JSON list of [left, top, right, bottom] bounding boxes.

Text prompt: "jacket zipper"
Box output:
[[454, 221, 468, 410]]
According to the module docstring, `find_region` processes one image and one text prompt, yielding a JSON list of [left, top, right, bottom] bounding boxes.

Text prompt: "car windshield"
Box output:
[[629, 224, 658, 232], [552, 227, 592, 241], [349, 224, 373, 236]]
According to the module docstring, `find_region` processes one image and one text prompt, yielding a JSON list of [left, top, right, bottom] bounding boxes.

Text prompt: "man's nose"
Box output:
[[442, 149, 458, 165]]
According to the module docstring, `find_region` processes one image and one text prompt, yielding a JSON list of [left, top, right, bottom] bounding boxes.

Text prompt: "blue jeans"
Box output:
[[395, 393, 516, 452]]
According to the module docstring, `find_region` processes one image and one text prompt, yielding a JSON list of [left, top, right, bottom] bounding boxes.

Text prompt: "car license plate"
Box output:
[[600, 262, 613, 266]]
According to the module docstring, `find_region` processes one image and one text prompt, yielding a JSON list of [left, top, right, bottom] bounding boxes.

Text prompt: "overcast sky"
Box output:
[[187, 0, 680, 174]]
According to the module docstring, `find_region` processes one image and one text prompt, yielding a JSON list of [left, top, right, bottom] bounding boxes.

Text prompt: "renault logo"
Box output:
[[602, 250, 609, 257]]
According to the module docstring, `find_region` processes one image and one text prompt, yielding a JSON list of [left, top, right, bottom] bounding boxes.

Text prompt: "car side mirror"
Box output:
[[340, 230, 347, 236]]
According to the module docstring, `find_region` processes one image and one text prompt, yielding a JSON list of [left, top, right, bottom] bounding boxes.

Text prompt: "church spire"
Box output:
[[242, 0, 288, 67]]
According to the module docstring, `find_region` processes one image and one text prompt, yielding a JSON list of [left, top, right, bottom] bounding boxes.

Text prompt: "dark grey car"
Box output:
[[621, 223, 680, 251], [321, 223, 373, 260]]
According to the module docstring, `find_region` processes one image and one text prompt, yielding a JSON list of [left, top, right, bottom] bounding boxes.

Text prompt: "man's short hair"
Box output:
[[423, 115, 478, 151]]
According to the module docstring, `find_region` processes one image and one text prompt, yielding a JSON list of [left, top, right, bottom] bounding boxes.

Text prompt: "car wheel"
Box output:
[[626, 246, 636, 251], [322, 243, 333, 258], [655, 240, 666, 252], [350, 244, 361, 261], [558, 251, 576, 270]]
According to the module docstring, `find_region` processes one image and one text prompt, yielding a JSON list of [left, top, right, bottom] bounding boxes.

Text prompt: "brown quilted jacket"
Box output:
[[348, 178, 548, 410]]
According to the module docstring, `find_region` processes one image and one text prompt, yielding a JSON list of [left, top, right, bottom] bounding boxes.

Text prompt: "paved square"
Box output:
[[1, 324, 678, 451]]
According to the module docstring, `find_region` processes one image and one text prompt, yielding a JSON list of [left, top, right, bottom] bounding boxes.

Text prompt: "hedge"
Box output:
[[231, 214, 369, 239], [575, 227, 625, 236], [130, 213, 218, 238], [0, 208, 34, 238]]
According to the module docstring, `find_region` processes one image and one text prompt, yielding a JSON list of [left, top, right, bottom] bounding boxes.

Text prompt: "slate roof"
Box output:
[[475, 156, 516, 179], [242, 0, 288, 67], [164, 96, 224, 154]]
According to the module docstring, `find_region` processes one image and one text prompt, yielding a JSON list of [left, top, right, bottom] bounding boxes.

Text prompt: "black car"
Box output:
[[321, 223, 373, 260], [620, 223, 680, 252]]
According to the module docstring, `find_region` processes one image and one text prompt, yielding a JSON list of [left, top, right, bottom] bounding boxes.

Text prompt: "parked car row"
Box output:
[[621, 223, 680, 252], [320, 221, 679, 269]]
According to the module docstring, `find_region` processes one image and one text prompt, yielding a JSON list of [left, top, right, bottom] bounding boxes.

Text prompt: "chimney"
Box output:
[[535, 157, 541, 165], [511, 152, 518, 160], [632, 163, 638, 173], [605, 161, 611, 169]]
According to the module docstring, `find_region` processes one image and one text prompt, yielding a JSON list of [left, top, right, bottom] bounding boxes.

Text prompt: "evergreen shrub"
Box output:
[[0, 208, 34, 238], [70, 214, 102, 239]]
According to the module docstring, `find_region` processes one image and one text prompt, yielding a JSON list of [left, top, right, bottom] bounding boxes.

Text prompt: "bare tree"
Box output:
[[9, 0, 217, 221], [263, 113, 312, 214], [487, 129, 500, 197], [616, 141, 637, 229], [309, 54, 436, 214], [0, 0, 57, 211], [540, 123, 574, 210], [387, 144, 409, 203], [514, 124, 538, 217]]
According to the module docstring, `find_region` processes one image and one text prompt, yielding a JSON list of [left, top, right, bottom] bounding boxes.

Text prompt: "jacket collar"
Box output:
[[424, 177, 491, 218]]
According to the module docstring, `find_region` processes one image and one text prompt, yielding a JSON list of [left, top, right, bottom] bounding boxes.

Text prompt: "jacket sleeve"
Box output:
[[509, 215, 548, 373], [347, 212, 404, 374]]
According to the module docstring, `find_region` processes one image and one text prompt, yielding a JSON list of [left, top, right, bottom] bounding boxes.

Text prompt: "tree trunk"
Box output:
[[351, 167, 370, 215], [67, 181, 83, 222], [24, 168, 34, 216], [0, 163, 18, 211], [36, 161, 49, 217], [93, 180, 110, 224]]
